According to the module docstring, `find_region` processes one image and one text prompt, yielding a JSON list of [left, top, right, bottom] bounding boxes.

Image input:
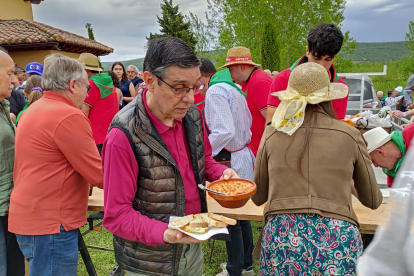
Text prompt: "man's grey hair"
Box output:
[[41, 54, 85, 92], [127, 65, 138, 73]]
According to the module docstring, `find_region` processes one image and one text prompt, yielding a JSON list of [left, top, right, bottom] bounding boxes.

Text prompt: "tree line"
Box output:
[[150, 0, 356, 72]]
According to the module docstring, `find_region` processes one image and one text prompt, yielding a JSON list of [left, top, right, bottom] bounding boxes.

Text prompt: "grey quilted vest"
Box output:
[[109, 89, 206, 275]]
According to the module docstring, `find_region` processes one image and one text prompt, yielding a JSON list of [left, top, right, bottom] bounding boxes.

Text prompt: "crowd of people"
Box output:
[[377, 76, 414, 122], [0, 21, 411, 276]]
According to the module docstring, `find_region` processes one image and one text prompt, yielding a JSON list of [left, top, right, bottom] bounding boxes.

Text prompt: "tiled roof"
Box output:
[[0, 19, 113, 56]]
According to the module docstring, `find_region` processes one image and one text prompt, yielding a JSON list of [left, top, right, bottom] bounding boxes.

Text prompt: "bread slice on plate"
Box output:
[[183, 225, 209, 234], [208, 213, 237, 226], [170, 215, 195, 228], [189, 217, 208, 228], [201, 213, 227, 228]]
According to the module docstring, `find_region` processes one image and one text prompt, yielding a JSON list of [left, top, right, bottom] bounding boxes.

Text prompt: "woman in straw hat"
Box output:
[[252, 62, 383, 275]]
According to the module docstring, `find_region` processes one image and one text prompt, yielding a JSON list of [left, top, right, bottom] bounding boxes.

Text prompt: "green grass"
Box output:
[[77, 223, 116, 276], [343, 41, 411, 63], [77, 215, 263, 276]]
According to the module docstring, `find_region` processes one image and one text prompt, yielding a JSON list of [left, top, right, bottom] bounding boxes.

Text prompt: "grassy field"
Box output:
[[345, 59, 411, 93], [77, 216, 263, 276]]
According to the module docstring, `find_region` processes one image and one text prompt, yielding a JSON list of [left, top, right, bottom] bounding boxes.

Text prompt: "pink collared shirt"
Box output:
[[102, 89, 227, 246]]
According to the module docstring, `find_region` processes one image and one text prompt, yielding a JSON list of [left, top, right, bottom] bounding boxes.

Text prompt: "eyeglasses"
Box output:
[[77, 80, 91, 93], [156, 76, 204, 98]]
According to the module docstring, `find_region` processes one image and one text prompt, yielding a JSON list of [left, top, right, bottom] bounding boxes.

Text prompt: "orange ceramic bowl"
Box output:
[[207, 178, 257, 209]]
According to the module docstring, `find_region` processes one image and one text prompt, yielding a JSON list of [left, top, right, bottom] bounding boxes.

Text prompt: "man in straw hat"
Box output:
[[363, 124, 414, 187], [219, 46, 272, 156], [267, 23, 349, 123], [79, 52, 119, 155]]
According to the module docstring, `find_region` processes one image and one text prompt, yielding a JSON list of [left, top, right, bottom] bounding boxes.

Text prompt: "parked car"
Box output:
[[340, 75, 380, 115]]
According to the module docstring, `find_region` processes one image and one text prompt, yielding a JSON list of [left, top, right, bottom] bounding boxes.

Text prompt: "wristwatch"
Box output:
[[403, 112, 407, 117]]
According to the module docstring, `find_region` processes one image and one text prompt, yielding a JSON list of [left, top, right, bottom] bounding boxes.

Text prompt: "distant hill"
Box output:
[[102, 42, 412, 69], [344, 41, 411, 63], [102, 57, 145, 71]]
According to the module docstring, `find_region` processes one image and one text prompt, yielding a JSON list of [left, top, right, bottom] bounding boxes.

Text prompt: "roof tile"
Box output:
[[0, 19, 113, 56]]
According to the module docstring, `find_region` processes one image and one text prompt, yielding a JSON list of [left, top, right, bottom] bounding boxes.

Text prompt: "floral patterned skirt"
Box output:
[[259, 214, 363, 276]]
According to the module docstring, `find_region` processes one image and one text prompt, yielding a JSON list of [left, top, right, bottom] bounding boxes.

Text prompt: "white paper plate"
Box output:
[[168, 216, 229, 241], [380, 189, 390, 198]]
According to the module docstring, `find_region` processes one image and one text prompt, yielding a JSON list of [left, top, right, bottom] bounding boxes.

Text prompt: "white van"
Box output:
[[340, 75, 381, 115]]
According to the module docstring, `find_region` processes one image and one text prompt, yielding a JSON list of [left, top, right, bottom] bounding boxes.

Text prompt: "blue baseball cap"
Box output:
[[25, 62, 43, 76]]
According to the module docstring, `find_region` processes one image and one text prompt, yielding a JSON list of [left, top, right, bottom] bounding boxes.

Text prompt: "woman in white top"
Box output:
[[385, 89, 404, 111]]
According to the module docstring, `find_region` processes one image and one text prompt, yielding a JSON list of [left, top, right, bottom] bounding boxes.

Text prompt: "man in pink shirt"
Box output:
[[102, 37, 239, 276]]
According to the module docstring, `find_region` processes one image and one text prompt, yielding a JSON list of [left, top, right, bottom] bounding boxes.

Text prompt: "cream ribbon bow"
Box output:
[[271, 83, 348, 136]]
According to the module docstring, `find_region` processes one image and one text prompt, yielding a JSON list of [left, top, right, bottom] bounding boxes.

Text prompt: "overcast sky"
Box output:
[[32, 0, 414, 62]]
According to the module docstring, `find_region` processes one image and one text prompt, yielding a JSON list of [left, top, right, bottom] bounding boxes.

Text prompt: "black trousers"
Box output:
[[225, 220, 254, 276], [0, 215, 25, 276]]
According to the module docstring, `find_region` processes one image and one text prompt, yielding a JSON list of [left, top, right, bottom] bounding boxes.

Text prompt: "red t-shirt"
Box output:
[[85, 81, 119, 145], [194, 93, 205, 111], [387, 123, 414, 187], [241, 69, 273, 156], [267, 57, 349, 119]]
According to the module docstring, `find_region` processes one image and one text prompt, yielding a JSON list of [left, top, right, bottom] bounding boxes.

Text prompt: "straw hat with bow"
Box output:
[[219, 46, 260, 69], [271, 62, 348, 136]]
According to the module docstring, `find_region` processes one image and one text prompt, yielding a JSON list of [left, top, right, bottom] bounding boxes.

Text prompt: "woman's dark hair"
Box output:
[[287, 101, 336, 178], [24, 75, 43, 106], [143, 37, 200, 84], [106, 70, 120, 88], [307, 23, 344, 59], [387, 89, 394, 97], [111, 62, 128, 81]]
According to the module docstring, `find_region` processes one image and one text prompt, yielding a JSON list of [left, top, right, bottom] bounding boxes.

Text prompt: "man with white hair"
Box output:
[[127, 65, 143, 90], [8, 54, 103, 275], [138, 71, 144, 79], [364, 125, 414, 187], [0, 48, 25, 276]]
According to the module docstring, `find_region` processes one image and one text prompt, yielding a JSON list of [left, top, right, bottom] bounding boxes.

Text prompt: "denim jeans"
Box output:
[[0, 215, 25, 276], [225, 220, 254, 276], [16, 225, 79, 276]]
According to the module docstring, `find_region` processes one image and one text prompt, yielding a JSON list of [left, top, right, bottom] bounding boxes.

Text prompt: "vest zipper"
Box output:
[[172, 244, 177, 276]]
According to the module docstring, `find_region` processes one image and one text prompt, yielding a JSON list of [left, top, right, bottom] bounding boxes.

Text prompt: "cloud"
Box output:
[[31, 0, 414, 61], [342, 0, 414, 42], [32, 0, 207, 62]]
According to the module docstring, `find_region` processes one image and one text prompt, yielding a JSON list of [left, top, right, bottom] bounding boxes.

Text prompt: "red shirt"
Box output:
[[267, 57, 349, 119], [241, 69, 273, 156], [85, 80, 119, 145], [102, 89, 227, 246], [194, 93, 205, 111], [9, 91, 103, 235], [387, 123, 414, 187]]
